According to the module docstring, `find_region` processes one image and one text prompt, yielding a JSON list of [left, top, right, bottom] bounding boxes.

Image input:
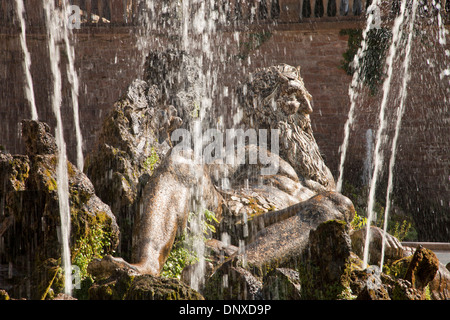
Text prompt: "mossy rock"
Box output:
[[0, 120, 120, 299], [88, 269, 203, 300], [386, 246, 439, 291], [404, 246, 439, 290], [262, 268, 302, 300], [0, 154, 30, 192], [0, 290, 10, 300], [126, 275, 203, 300], [203, 257, 263, 300]]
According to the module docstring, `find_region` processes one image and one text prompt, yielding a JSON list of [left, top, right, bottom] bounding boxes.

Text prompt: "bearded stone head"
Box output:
[[239, 64, 313, 130], [238, 64, 335, 191]]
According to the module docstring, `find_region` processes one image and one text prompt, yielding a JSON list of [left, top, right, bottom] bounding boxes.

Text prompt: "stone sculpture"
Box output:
[[238, 64, 336, 191], [3, 48, 447, 300]]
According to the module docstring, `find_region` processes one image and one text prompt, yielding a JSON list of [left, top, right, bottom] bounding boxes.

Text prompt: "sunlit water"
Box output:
[[335, 1, 450, 268], [379, 0, 419, 270], [43, 1, 72, 296], [15, 0, 38, 121], [362, 0, 411, 268], [62, 3, 84, 171], [336, 0, 383, 193]]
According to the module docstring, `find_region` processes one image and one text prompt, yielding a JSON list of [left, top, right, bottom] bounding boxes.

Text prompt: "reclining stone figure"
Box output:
[[87, 52, 398, 281]]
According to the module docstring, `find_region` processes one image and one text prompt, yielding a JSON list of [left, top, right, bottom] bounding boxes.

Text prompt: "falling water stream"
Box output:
[[379, 0, 419, 269], [337, 1, 450, 268], [42, 1, 83, 295], [62, 3, 84, 171], [15, 0, 38, 121], [184, 1, 217, 292]]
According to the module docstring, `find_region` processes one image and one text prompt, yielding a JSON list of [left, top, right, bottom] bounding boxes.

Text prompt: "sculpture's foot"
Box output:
[[87, 255, 141, 279]]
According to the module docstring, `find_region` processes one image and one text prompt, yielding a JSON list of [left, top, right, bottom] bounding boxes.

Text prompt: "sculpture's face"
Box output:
[[276, 66, 313, 115], [249, 64, 313, 118]]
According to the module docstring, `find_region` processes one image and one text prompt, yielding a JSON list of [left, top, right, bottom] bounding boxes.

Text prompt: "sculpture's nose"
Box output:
[[304, 96, 313, 114]]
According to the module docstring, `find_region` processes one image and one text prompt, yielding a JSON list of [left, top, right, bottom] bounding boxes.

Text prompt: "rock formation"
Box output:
[[0, 120, 119, 299], [83, 79, 180, 260]]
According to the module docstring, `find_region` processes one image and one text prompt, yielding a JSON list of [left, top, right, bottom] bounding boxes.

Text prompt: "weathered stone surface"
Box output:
[[202, 192, 356, 300], [428, 263, 450, 300], [131, 148, 223, 275], [88, 268, 203, 300], [21, 119, 58, 156], [202, 257, 263, 300], [350, 226, 404, 266], [262, 268, 302, 300], [354, 267, 391, 300], [382, 246, 441, 299], [83, 79, 180, 259], [300, 220, 363, 300], [240, 192, 355, 276], [213, 144, 317, 244], [404, 246, 439, 291], [144, 49, 203, 125], [238, 64, 335, 191], [0, 120, 119, 299], [308, 220, 352, 284], [181, 238, 239, 286]]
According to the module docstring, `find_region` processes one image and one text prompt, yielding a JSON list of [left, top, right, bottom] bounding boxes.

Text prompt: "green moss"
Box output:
[[71, 209, 116, 298], [0, 290, 10, 300], [32, 155, 58, 192], [247, 197, 266, 217], [8, 157, 30, 190], [36, 258, 65, 300], [237, 31, 272, 60], [340, 28, 392, 95], [67, 161, 77, 179], [385, 256, 412, 279], [162, 209, 219, 279], [298, 252, 363, 300], [142, 147, 159, 173]]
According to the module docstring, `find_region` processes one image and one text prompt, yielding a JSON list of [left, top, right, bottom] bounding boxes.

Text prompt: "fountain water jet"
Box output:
[[61, 3, 84, 171], [379, 0, 419, 270], [337, 0, 450, 268], [336, 0, 382, 193], [183, 1, 219, 292], [363, 0, 411, 268]]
